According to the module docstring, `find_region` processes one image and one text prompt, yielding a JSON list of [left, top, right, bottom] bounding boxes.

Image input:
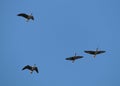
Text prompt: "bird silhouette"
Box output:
[[22, 64, 38, 74], [17, 13, 34, 22], [66, 53, 83, 63], [84, 48, 106, 58]]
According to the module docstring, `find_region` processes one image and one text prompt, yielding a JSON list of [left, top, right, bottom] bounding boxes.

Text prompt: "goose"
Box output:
[[65, 53, 83, 63], [22, 64, 38, 74], [17, 13, 34, 22], [84, 48, 106, 58]]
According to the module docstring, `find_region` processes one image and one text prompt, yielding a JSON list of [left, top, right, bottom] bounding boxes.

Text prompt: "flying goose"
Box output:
[[84, 48, 106, 58], [65, 53, 83, 63], [17, 13, 34, 22], [22, 64, 38, 74]]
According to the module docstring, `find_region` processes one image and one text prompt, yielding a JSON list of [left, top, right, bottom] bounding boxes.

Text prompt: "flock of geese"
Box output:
[[66, 48, 106, 63], [17, 13, 106, 74], [17, 18, 106, 74]]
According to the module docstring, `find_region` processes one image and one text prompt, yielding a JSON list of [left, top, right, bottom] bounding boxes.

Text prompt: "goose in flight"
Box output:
[[17, 13, 34, 22], [84, 48, 106, 58], [22, 64, 38, 74], [65, 53, 83, 63]]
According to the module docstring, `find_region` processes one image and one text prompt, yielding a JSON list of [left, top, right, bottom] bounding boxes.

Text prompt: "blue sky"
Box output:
[[0, 0, 120, 86]]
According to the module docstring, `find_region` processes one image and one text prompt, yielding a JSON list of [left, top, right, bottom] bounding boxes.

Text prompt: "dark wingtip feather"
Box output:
[[65, 58, 69, 60], [84, 51, 89, 53], [17, 13, 24, 16], [31, 16, 34, 20], [35, 67, 39, 73]]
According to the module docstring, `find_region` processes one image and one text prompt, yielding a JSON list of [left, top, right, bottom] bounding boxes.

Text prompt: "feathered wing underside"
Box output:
[[84, 51, 96, 54], [66, 57, 74, 60], [96, 51, 106, 54], [22, 65, 32, 70], [74, 56, 83, 59], [31, 16, 34, 20], [34, 67, 39, 73], [17, 13, 28, 19]]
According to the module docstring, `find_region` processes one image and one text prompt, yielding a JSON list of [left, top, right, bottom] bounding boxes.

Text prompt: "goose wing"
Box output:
[[31, 16, 34, 20], [17, 13, 28, 19], [84, 51, 96, 54], [96, 51, 106, 54], [74, 56, 83, 59], [66, 57, 74, 60], [34, 67, 39, 73], [22, 65, 32, 70]]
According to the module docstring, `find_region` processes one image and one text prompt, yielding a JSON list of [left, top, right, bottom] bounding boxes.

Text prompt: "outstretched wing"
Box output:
[[17, 13, 28, 19], [96, 51, 106, 54], [34, 67, 39, 73], [31, 16, 34, 20], [66, 57, 74, 60], [84, 51, 96, 54], [74, 56, 83, 59], [22, 65, 32, 70]]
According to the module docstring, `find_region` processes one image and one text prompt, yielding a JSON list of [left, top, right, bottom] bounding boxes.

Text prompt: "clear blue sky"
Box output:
[[1, 0, 120, 86]]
